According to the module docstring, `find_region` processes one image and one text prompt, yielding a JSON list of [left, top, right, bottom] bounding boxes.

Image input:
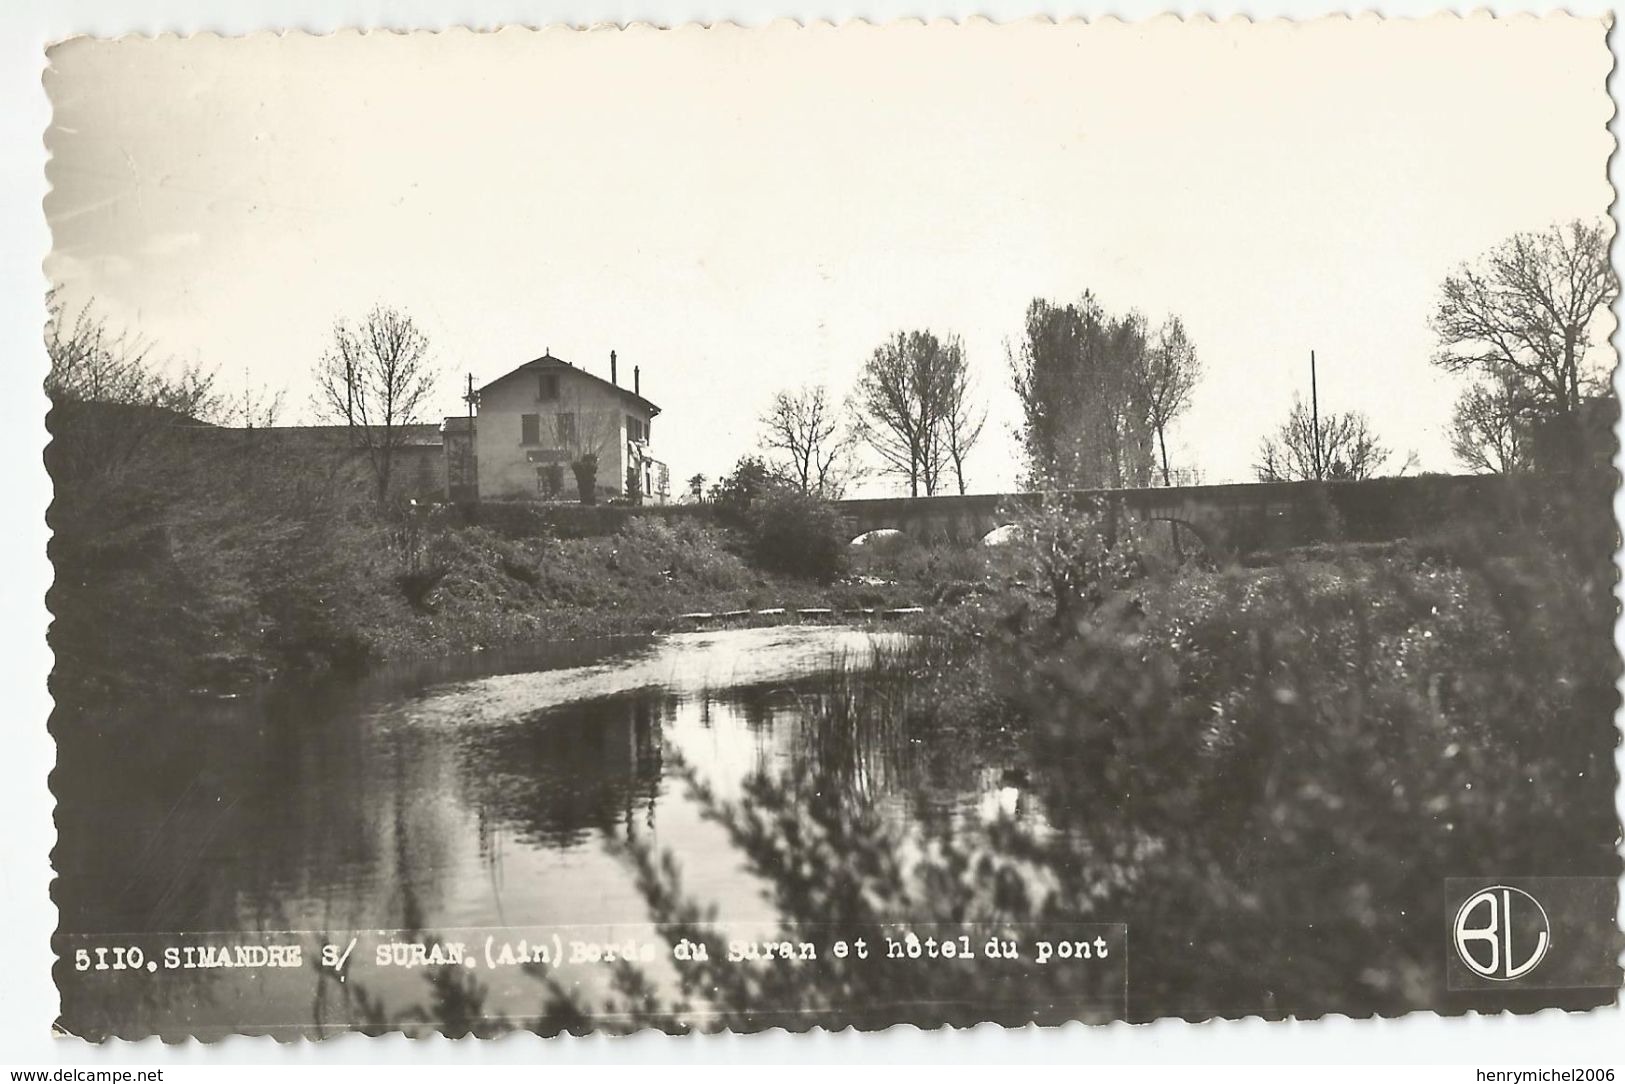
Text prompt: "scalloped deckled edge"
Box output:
[[38, 11, 1624, 1048], [35, 9, 1625, 52]]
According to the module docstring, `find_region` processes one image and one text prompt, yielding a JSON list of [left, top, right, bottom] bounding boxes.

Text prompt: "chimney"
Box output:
[[610, 350, 618, 386], [634, 365, 641, 396]]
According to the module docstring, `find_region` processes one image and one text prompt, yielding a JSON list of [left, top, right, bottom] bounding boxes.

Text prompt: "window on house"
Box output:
[[626, 415, 646, 443], [556, 412, 577, 448], [538, 374, 560, 401], [521, 413, 540, 445]]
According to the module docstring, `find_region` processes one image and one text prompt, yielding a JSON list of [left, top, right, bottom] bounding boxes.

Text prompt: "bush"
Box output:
[[708, 455, 778, 526], [1006, 489, 1146, 624], [746, 488, 850, 583], [907, 544, 989, 588]]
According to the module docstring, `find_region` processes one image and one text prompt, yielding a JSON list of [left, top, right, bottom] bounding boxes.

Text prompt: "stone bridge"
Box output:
[[834, 475, 1507, 555]]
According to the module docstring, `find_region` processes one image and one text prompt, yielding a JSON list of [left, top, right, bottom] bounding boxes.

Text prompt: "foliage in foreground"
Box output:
[[517, 483, 1619, 1028]]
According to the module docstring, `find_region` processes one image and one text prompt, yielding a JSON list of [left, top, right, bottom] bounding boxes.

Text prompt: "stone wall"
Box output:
[[834, 475, 1516, 554]]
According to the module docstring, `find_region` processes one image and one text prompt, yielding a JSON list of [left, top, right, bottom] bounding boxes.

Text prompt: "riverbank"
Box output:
[[47, 502, 929, 708]]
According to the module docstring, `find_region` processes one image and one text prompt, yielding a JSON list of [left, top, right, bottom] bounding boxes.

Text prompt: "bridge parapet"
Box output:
[[835, 475, 1508, 553]]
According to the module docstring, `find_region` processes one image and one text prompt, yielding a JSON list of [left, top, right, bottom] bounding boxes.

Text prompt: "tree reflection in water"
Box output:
[[351, 650, 1129, 1034], [452, 693, 667, 851]]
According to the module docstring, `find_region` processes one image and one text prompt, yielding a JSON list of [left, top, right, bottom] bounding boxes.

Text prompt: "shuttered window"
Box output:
[[521, 414, 540, 445]]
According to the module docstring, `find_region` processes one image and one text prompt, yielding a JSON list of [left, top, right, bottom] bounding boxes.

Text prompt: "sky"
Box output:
[[42, 16, 1615, 495]]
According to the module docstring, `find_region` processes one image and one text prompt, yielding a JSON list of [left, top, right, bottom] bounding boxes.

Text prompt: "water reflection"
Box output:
[[53, 626, 1043, 1037], [453, 694, 667, 850]]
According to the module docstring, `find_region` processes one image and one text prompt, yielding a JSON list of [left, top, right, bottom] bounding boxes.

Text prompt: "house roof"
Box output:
[[479, 353, 661, 417]]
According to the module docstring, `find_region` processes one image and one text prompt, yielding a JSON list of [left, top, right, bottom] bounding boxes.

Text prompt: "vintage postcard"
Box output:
[[42, 17, 1621, 1041]]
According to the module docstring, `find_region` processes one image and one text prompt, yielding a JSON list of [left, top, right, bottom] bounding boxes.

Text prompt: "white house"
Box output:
[[452, 351, 667, 503]]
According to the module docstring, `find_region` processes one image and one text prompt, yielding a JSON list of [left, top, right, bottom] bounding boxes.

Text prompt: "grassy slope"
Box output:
[[371, 517, 925, 656], [48, 506, 925, 705]]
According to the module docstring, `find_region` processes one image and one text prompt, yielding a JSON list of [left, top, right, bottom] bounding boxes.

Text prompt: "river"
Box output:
[[53, 624, 1051, 1037]]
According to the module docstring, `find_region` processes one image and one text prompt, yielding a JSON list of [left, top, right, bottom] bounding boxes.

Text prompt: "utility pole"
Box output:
[[465, 372, 476, 419], [1310, 349, 1322, 481]]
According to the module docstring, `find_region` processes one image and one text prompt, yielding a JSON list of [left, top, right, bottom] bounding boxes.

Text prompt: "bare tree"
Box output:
[[554, 384, 622, 504], [45, 298, 220, 488], [1432, 219, 1617, 468], [855, 330, 969, 497], [1256, 397, 1390, 482], [313, 305, 439, 503], [46, 297, 219, 417], [941, 358, 987, 496], [224, 369, 286, 429], [1135, 315, 1202, 486], [1450, 376, 1532, 474], [760, 384, 859, 498]]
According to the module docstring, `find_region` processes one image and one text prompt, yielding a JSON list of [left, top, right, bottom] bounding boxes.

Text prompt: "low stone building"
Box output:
[[268, 424, 448, 501], [175, 421, 449, 504]]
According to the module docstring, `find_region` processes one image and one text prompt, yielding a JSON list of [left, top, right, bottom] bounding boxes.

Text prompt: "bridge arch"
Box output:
[[1135, 513, 1221, 564], [980, 523, 1022, 546], [849, 527, 907, 549]]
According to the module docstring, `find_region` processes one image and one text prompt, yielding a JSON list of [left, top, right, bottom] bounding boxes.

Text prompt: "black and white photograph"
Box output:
[[30, 12, 1625, 1045]]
